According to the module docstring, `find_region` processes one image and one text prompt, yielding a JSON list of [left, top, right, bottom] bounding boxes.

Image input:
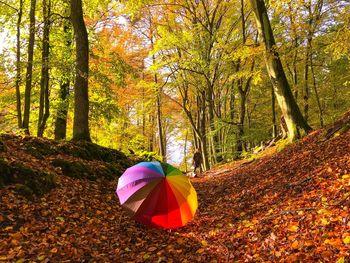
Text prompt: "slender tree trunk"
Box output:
[[236, 1, 256, 155], [149, 114, 154, 152], [177, 72, 209, 171], [229, 80, 236, 156], [148, 15, 166, 159], [249, 0, 311, 141], [303, 0, 323, 125], [22, 0, 36, 134], [303, 33, 312, 122], [237, 85, 246, 154], [184, 129, 188, 172], [153, 65, 166, 161], [54, 20, 72, 140], [15, 0, 23, 129], [37, 0, 51, 137], [200, 92, 210, 170], [310, 51, 324, 127], [229, 80, 235, 122], [70, 0, 91, 141], [141, 70, 146, 139], [55, 82, 69, 140], [207, 82, 221, 163], [156, 89, 166, 161], [288, 3, 299, 101], [271, 84, 277, 138]]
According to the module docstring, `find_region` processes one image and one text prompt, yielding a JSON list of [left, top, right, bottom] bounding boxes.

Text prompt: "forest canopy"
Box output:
[[0, 0, 349, 169]]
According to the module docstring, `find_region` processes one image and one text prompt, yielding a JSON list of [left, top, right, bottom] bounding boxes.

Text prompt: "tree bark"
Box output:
[[249, 0, 312, 141], [55, 82, 69, 140], [70, 0, 91, 141], [22, 0, 36, 134], [271, 84, 277, 138], [199, 91, 210, 170], [310, 49, 324, 127], [288, 3, 299, 101], [237, 83, 246, 154], [155, 74, 166, 162], [54, 20, 72, 140], [303, 8, 312, 122], [15, 0, 23, 129], [151, 41, 166, 161], [37, 0, 51, 137]]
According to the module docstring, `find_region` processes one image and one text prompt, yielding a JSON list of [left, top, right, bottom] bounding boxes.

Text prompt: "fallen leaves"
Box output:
[[1, 128, 350, 261], [343, 236, 350, 245]]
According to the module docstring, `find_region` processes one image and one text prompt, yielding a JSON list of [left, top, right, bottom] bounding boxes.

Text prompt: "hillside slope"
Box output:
[[1, 127, 350, 262]]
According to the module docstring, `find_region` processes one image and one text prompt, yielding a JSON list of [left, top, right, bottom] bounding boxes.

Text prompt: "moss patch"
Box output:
[[51, 159, 124, 181], [95, 163, 124, 180], [0, 159, 11, 188], [58, 141, 128, 164], [0, 140, 6, 152], [10, 163, 56, 196], [15, 184, 34, 200], [24, 138, 58, 159], [0, 159, 56, 197], [51, 159, 97, 180]]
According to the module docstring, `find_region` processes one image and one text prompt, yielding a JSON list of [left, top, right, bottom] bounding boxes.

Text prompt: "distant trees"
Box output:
[[0, 0, 349, 166], [0, 0, 92, 141]]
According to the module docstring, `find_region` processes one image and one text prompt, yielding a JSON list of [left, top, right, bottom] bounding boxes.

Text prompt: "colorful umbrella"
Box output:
[[116, 161, 198, 229]]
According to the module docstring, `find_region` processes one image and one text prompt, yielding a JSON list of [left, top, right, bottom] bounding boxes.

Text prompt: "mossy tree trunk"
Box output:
[[249, 0, 312, 141]]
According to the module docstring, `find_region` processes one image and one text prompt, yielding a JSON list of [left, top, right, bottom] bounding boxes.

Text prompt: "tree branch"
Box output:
[[0, 0, 18, 12]]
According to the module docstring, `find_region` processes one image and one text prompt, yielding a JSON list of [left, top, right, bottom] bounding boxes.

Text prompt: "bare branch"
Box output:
[[0, 0, 18, 12]]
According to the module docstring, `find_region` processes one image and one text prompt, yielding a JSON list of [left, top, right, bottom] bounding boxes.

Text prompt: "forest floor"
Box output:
[[1, 121, 350, 262]]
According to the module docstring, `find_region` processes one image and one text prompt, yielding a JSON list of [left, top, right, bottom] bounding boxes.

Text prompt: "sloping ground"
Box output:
[[1, 127, 350, 262], [0, 134, 134, 196]]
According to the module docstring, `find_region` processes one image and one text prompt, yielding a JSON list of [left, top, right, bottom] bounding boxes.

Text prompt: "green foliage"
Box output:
[[134, 150, 160, 162]]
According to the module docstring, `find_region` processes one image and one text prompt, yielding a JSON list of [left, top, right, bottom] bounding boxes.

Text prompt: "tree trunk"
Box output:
[[37, 0, 51, 137], [149, 114, 154, 152], [288, 3, 299, 101], [55, 82, 69, 140], [15, 0, 23, 129], [310, 50, 324, 127], [54, 20, 72, 140], [70, 0, 91, 141], [271, 84, 277, 138], [303, 30, 312, 122], [200, 92, 210, 170], [156, 83, 166, 162], [184, 129, 188, 172], [249, 0, 312, 141], [22, 0, 36, 134], [237, 86, 246, 154], [153, 59, 166, 161]]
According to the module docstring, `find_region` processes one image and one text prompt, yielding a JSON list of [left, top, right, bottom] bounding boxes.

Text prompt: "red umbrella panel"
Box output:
[[116, 161, 198, 229]]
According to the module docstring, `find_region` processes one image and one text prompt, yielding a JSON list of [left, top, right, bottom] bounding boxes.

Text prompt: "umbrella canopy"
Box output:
[[116, 161, 198, 229]]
